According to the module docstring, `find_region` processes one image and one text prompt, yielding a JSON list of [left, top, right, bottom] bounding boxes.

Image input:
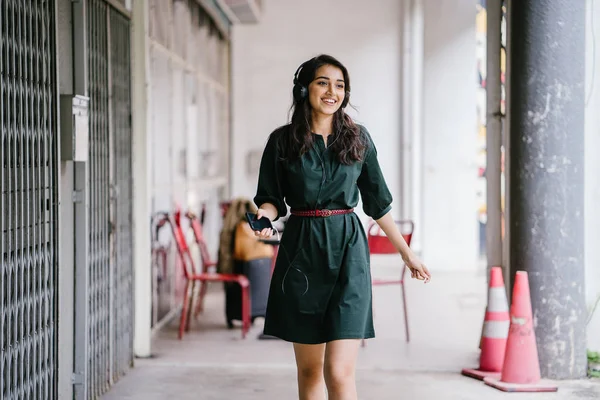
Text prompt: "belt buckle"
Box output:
[[319, 209, 332, 217]]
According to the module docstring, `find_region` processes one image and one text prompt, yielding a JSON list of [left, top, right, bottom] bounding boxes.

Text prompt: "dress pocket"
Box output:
[[280, 248, 340, 315]]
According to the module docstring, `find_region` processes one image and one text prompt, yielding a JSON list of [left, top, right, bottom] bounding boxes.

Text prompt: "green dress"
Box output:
[[254, 124, 393, 344]]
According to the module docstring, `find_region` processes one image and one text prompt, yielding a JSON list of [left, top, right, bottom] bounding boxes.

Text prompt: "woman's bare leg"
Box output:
[[323, 339, 361, 400], [293, 343, 327, 400]]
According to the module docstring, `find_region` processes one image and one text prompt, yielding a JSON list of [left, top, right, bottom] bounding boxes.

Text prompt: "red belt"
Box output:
[[290, 208, 354, 218]]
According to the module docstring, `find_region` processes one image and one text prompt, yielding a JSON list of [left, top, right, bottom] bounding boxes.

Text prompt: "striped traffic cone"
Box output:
[[462, 266, 509, 380], [484, 271, 558, 392]]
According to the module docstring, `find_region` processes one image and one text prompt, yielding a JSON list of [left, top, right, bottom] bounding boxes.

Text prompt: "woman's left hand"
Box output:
[[373, 213, 431, 283], [404, 256, 431, 283]]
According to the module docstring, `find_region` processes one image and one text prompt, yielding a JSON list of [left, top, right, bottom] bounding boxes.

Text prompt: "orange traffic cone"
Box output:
[[462, 266, 510, 380], [484, 271, 558, 392]]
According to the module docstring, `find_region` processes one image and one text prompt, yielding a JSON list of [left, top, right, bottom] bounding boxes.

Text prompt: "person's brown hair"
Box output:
[[281, 54, 365, 165]]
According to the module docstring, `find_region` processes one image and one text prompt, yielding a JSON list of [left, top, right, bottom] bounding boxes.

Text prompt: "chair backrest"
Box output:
[[219, 201, 232, 219], [367, 220, 414, 255], [151, 212, 171, 247], [186, 211, 214, 272], [167, 210, 198, 279]]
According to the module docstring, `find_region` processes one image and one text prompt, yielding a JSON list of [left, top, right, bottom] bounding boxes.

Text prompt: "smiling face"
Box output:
[[307, 64, 346, 118]]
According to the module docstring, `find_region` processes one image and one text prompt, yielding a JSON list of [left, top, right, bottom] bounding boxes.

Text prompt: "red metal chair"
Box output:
[[185, 211, 220, 317], [150, 212, 171, 283], [160, 210, 251, 339], [365, 219, 414, 344]]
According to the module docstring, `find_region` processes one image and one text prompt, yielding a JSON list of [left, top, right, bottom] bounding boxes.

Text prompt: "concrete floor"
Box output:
[[103, 257, 600, 399]]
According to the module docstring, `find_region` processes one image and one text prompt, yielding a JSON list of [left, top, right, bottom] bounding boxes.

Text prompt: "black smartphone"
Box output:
[[245, 212, 274, 231]]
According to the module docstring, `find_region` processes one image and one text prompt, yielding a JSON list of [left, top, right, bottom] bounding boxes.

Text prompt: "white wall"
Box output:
[[231, 0, 403, 223], [585, 0, 600, 353], [421, 0, 479, 271]]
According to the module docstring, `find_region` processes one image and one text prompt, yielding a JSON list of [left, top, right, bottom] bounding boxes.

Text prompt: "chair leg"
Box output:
[[241, 284, 250, 339], [160, 249, 167, 282], [400, 282, 410, 343], [185, 281, 196, 332], [246, 289, 252, 335], [179, 281, 192, 340], [194, 281, 208, 317]]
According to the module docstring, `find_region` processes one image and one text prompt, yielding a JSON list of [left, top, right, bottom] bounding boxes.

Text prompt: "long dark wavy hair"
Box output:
[[281, 54, 365, 165]]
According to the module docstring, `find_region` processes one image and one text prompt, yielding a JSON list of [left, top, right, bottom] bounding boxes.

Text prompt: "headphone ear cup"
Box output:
[[293, 83, 308, 103]]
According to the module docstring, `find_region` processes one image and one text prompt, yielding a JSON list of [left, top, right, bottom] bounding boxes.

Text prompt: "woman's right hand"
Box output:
[[253, 208, 274, 239]]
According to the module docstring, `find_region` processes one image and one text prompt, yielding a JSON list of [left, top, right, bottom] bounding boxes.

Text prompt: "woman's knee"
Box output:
[[298, 362, 324, 383], [323, 363, 355, 388], [294, 343, 326, 383]]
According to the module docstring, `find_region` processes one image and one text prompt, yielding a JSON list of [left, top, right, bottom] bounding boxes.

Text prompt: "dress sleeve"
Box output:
[[356, 127, 393, 220], [253, 131, 287, 221]]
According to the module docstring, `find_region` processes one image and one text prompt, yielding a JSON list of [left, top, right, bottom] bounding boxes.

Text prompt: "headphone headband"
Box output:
[[293, 57, 315, 85]]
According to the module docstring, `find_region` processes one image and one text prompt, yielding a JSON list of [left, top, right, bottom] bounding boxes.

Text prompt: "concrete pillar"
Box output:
[[508, 0, 587, 379], [131, 0, 152, 358]]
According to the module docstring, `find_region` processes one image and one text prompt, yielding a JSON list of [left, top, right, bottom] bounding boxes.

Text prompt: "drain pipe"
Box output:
[[485, 0, 504, 282], [400, 0, 425, 255]]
